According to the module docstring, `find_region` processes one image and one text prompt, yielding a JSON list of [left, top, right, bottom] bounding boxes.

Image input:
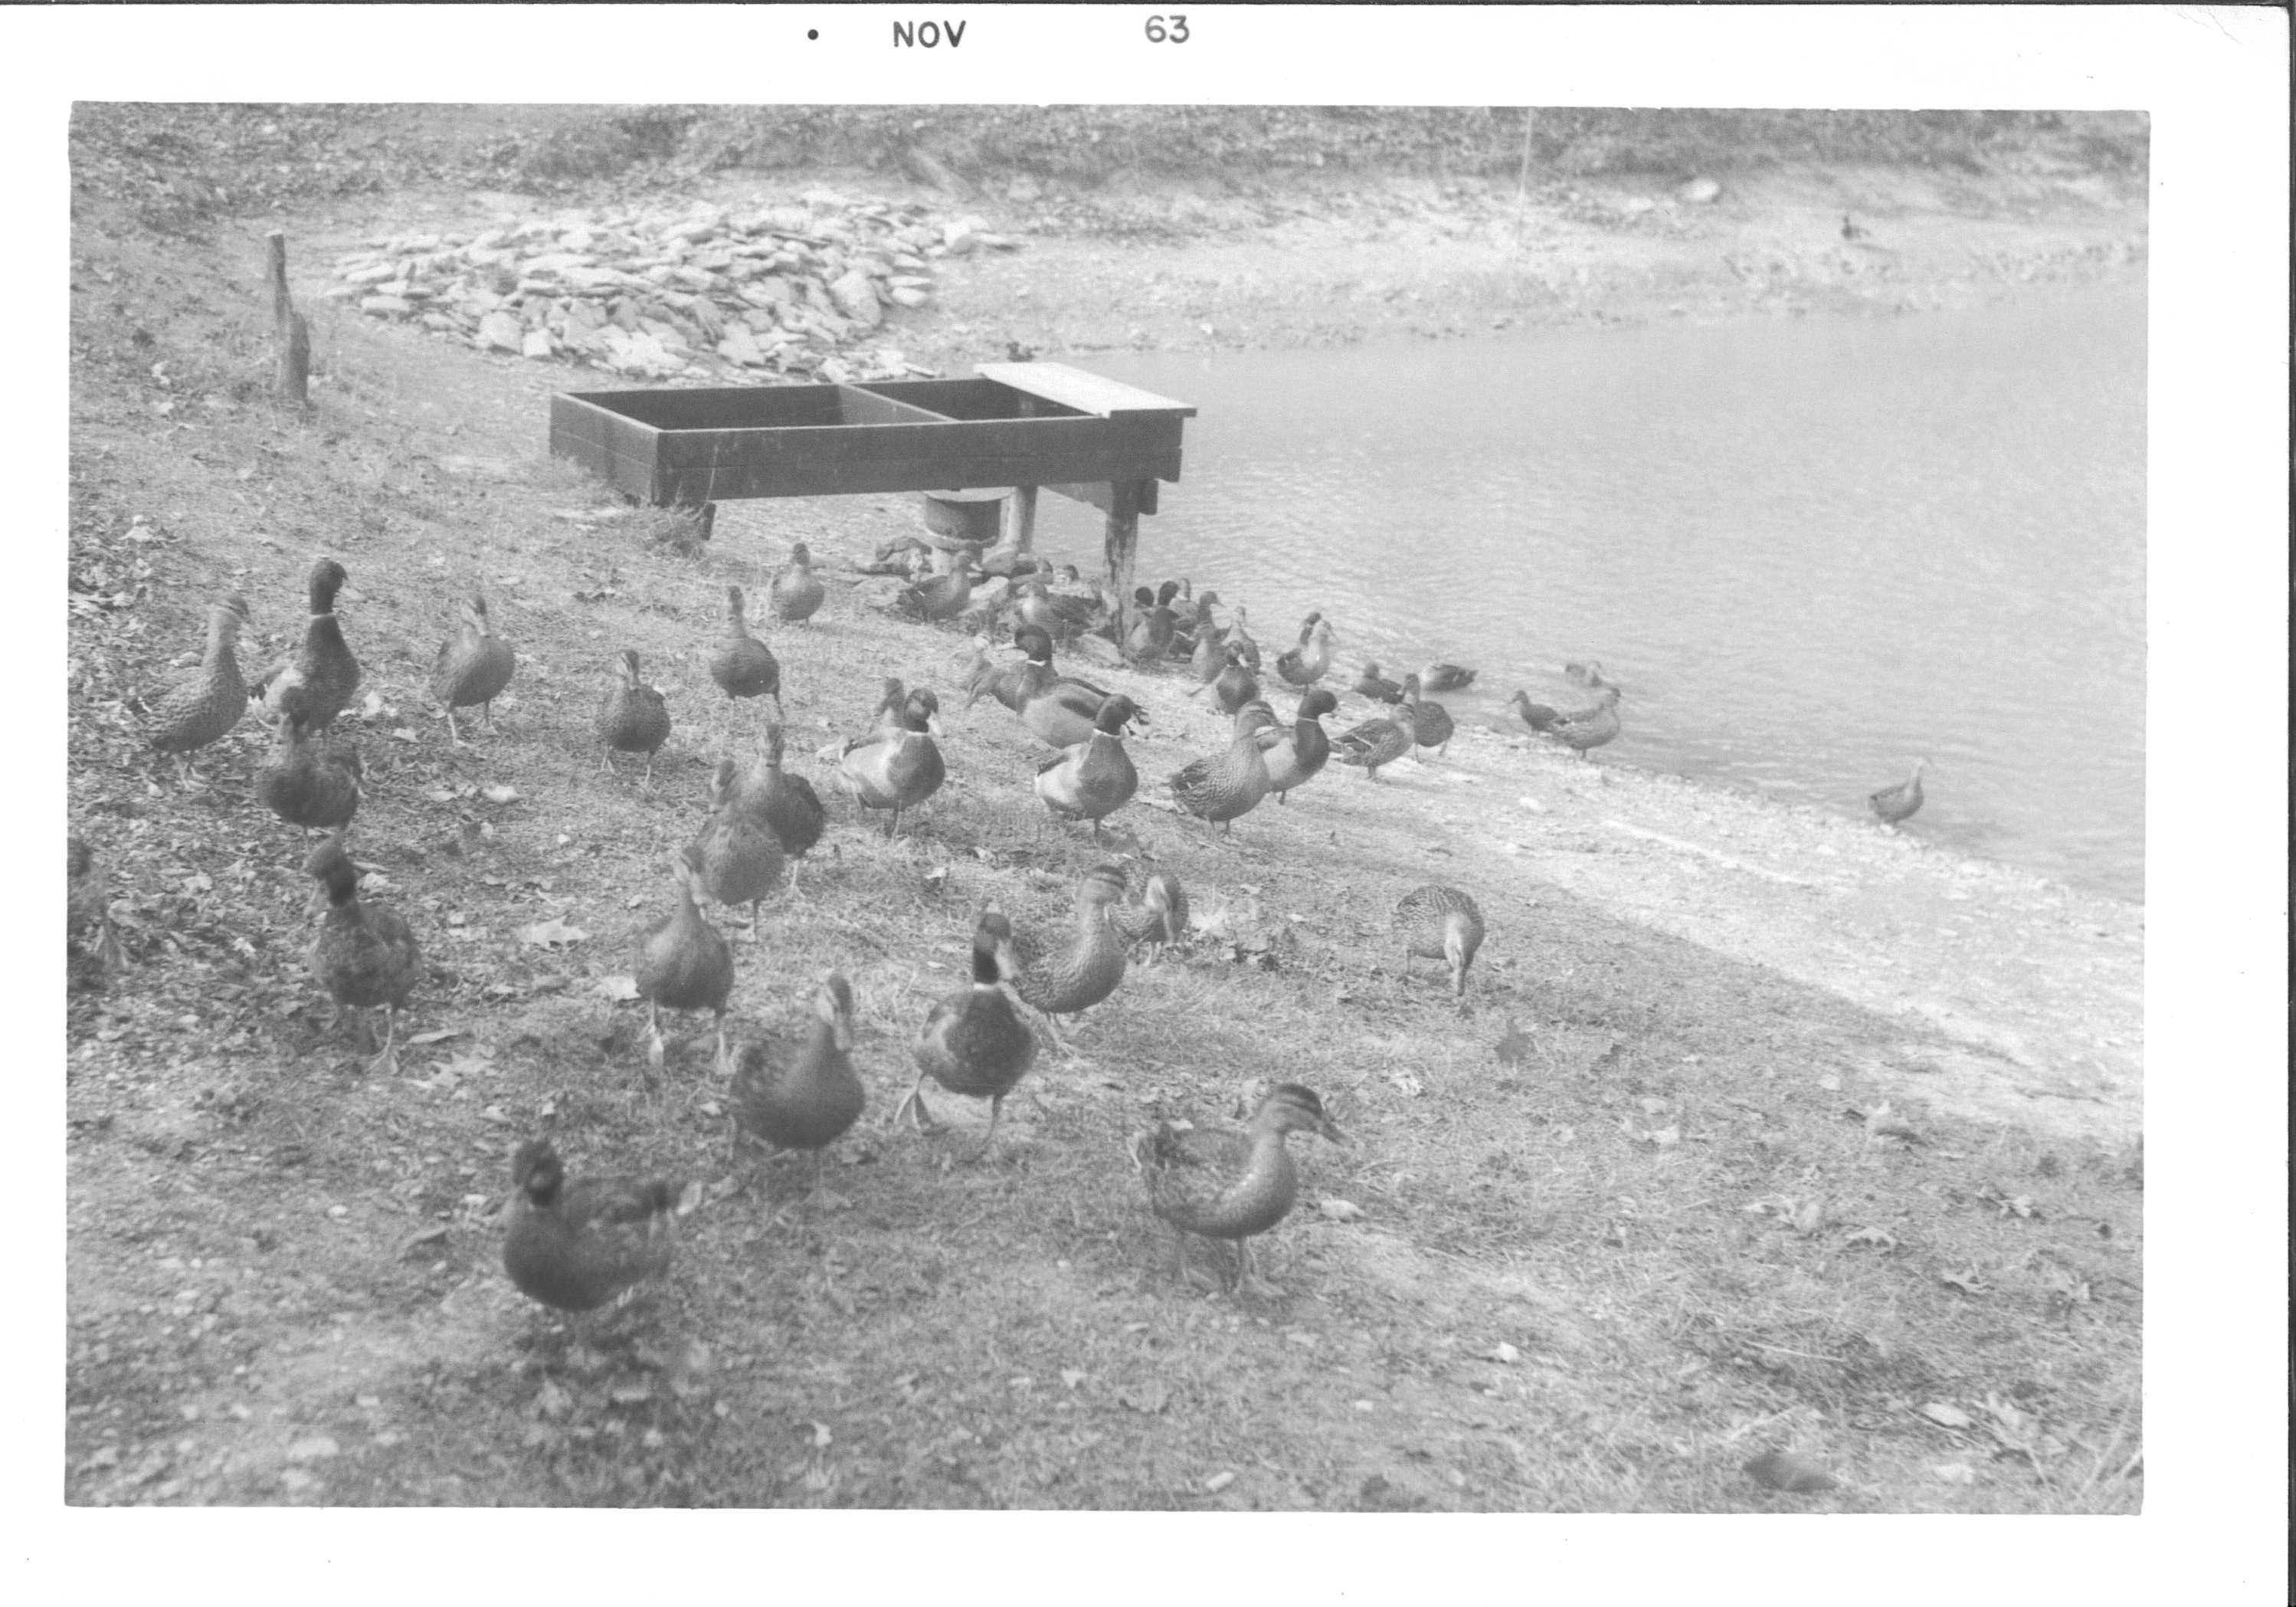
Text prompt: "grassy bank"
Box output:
[[64, 130, 2141, 1511]]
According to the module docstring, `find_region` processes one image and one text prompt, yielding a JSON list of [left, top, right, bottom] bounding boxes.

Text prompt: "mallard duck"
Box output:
[[1170, 588, 1216, 656], [836, 677, 946, 837], [1274, 613, 1336, 689], [1187, 612, 1231, 685], [860, 534, 935, 577], [1227, 605, 1262, 673], [1564, 661, 1616, 690], [1012, 628, 1127, 749], [636, 844, 735, 1075], [1191, 643, 1262, 719], [1132, 1083, 1348, 1298], [1124, 580, 1184, 664], [1869, 759, 1928, 828], [1401, 674, 1454, 758], [255, 685, 363, 836], [1419, 661, 1478, 694], [732, 971, 865, 1191], [896, 550, 977, 623], [1262, 689, 1338, 803], [1111, 870, 1189, 961], [769, 541, 827, 625], [597, 648, 672, 788], [142, 593, 254, 783], [1351, 661, 1405, 705], [1505, 689, 1564, 733], [1034, 694, 1141, 838], [1010, 863, 1130, 1053], [708, 585, 783, 719], [252, 558, 359, 732], [503, 1139, 696, 1314], [1169, 702, 1276, 835], [742, 721, 827, 894], [959, 637, 1018, 712], [896, 909, 1038, 1159], [1841, 214, 1869, 243], [1548, 684, 1622, 759], [429, 593, 516, 744], [1331, 706, 1414, 782], [1394, 884, 1485, 997], [306, 837, 422, 1076], [691, 758, 785, 940], [1017, 575, 1102, 643], [67, 835, 124, 983]]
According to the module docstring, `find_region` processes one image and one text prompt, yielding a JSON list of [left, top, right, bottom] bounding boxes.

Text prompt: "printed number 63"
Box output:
[[1145, 15, 1189, 43]]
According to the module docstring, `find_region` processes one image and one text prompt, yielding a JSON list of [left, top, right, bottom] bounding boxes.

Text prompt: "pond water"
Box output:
[[1032, 294, 2146, 904]]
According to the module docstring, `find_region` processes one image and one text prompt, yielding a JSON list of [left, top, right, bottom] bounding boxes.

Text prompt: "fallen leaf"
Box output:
[[1388, 1071, 1423, 1097], [1485, 1342, 1521, 1365], [1119, 1381, 1170, 1415], [1743, 1449, 1839, 1494], [404, 1028, 467, 1047], [1060, 1369, 1086, 1391], [1932, 1461, 1977, 1486], [1845, 1226, 1898, 1250], [1318, 1198, 1365, 1223], [1204, 1470, 1236, 1493], [1920, 1402, 1975, 1429], [481, 784, 521, 805], [1940, 1268, 1992, 1297], [810, 1422, 833, 1449], [608, 1379, 653, 1405], [519, 917, 588, 948], [1493, 1021, 1531, 1066], [1789, 1198, 1826, 1235]]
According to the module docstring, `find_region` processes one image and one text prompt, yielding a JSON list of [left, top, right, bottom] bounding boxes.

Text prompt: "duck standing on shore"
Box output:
[[429, 593, 516, 746], [691, 757, 786, 940], [1419, 661, 1478, 694], [1506, 688, 1564, 733], [1010, 863, 1131, 1054], [708, 584, 783, 721], [742, 721, 827, 896], [597, 649, 673, 789], [1012, 627, 1125, 749], [1400, 674, 1454, 759], [1112, 870, 1190, 963], [635, 844, 735, 1076], [1132, 1082, 1349, 1299], [1548, 684, 1623, 759], [1169, 701, 1276, 835], [1192, 642, 1261, 718], [898, 909, 1038, 1160], [896, 550, 977, 624], [1869, 759, 1928, 828], [503, 1139, 698, 1316], [837, 678, 947, 838], [1261, 689, 1337, 804], [142, 594, 254, 785], [1352, 661, 1405, 705], [732, 972, 866, 1193], [1274, 613, 1335, 689], [1331, 702, 1415, 782], [1394, 884, 1486, 998], [254, 558, 359, 732], [256, 686, 363, 838], [1033, 694, 1141, 838], [769, 542, 827, 625], [306, 837, 423, 1076], [67, 835, 125, 985]]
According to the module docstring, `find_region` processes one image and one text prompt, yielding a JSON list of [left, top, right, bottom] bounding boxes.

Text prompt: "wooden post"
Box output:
[[267, 231, 310, 406], [1102, 477, 1141, 648], [1002, 484, 1039, 556]]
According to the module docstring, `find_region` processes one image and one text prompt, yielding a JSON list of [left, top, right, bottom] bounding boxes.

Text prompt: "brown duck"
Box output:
[[896, 550, 977, 623], [253, 558, 360, 732], [429, 593, 516, 744], [1273, 613, 1335, 689], [598, 648, 672, 788], [1331, 705, 1414, 782], [503, 1139, 697, 1314], [835, 678, 946, 837], [635, 844, 735, 1075], [1262, 689, 1338, 803], [1394, 884, 1486, 997], [1400, 674, 1455, 758], [1548, 684, 1622, 759], [1111, 870, 1189, 962], [732, 971, 866, 1192], [897, 909, 1038, 1160], [256, 685, 363, 836], [1352, 661, 1405, 705], [691, 757, 785, 939], [1010, 863, 1130, 1054], [1869, 759, 1928, 828], [1012, 627, 1125, 749], [1033, 694, 1141, 838], [742, 721, 827, 894], [67, 835, 124, 985], [306, 837, 423, 1076], [1132, 1083, 1349, 1298], [769, 541, 827, 625], [1168, 701, 1276, 834], [1191, 642, 1262, 719], [708, 584, 783, 719], [143, 594, 254, 783]]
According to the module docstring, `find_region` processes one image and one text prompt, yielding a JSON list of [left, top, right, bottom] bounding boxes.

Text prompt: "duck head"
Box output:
[[816, 970, 856, 1053], [1259, 1082, 1350, 1145], [1296, 689, 1338, 722], [511, 1138, 565, 1206], [1092, 694, 1143, 736], [902, 687, 945, 737]]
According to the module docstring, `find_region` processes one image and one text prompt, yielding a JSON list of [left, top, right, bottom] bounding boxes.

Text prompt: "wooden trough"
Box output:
[[549, 361, 1195, 633]]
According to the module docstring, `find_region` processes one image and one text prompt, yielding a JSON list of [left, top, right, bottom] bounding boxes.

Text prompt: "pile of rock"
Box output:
[[325, 189, 1020, 385]]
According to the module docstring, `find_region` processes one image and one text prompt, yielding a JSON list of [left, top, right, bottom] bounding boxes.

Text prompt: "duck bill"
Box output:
[[1319, 1119, 1352, 1146], [926, 715, 948, 739]]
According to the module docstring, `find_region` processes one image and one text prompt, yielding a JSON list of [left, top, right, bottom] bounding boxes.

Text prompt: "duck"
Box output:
[[305, 836, 422, 1076], [1869, 759, 1928, 828], [1012, 628, 1127, 749], [597, 648, 672, 788], [1010, 864, 1130, 1054], [503, 1139, 696, 1314], [732, 971, 866, 1192], [1564, 661, 1616, 691], [960, 637, 1027, 713], [896, 909, 1038, 1159], [1274, 613, 1336, 689], [252, 557, 359, 732], [1111, 870, 1189, 962], [1168, 701, 1276, 835], [142, 594, 254, 783], [742, 721, 827, 894], [691, 757, 785, 940], [1505, 688, 1564, 733], [1123, 580, 1184, 664], [896, 550, 977, 623], [1419, 661, 1478, 694], [1170, 588, 1217, 658], [1394, 884, 1485, 997], [1261, 689, 1338, 803], [1226, 605, 1262, 673], [1187, 618, 1231, 686], [428, 593, 516, 745], [1033, 694, 1141, 838], [1184, 641, 1257, 720], [636, 844, 735, 1076], [768, 541, 827, 625], [1351, 661, 1406, 705], [1131, 1082, 1349, 1299], [1016, 575, 1103, 644], [1400, 674, 1455, 758], [836, 677, 946, 837], [707, 585, 783, 719], [1331, 704, 1415, 782], [67, 835, 124, 985], [1841, 213, 1870, 243], [1548, 684, 1623, 759], [255, 685, 363, 836]]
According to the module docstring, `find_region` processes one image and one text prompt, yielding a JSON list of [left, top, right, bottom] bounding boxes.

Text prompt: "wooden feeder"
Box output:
[[548, 362, 1195, 635]]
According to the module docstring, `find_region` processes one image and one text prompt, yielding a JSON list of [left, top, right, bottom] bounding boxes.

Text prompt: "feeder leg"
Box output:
[[1102, 477, 1141, 653]]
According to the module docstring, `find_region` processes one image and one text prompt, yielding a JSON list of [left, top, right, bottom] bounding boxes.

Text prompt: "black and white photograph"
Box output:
[[28, 4, 2288, 1599]]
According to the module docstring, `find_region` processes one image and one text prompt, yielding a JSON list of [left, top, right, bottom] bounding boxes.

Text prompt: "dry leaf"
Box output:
[[1119, 1381, 1170, 1415], [1204, 1471, 1236, 1493], [1845, 1226, 1898, 1251], [595, 975, 640, 1002], [1789, 1198, 1826, 1235], [1318, 1198, 1365, 1223], [1743, 1449, 1839, 1494], [809, 1422, 833, 1449], [519, 917, 588, 948], [1940, 1267, 1991, 1296], [1485, 1341, 1521, 1364], [1493, 1021, 1531, 1066], [1920, 1402, 1974, 1429], [1932, 1461, 1977, 1485], [404, 1028, 467, 1047], [481, 784, 520, 805]]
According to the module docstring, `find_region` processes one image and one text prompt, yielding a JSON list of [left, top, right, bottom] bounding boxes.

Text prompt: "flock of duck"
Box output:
[[70, 531, 1928, 1321]]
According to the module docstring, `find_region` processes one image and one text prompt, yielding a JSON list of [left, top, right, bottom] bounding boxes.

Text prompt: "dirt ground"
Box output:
[[64, 126, 2144, 1515]]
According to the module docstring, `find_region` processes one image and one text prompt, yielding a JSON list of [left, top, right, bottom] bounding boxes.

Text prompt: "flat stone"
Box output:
[[888, 287, 931, 308], [286, 1435, 339, 1464], [359, 295, 412, 316], [478, 311, 526, 352], [522, 329, 554, 359]]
